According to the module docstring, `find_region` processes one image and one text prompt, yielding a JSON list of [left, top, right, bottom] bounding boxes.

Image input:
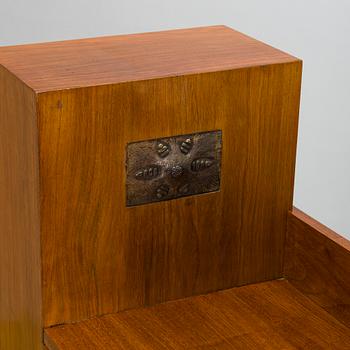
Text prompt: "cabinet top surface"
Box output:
[[0, 26, 299, 93]]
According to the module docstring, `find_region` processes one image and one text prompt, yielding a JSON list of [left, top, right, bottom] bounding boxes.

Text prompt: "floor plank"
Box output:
[[45, 280, 350, 349]]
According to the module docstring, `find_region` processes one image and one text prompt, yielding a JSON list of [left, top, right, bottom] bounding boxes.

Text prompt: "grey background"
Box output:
[[1, 0, 349, 238]]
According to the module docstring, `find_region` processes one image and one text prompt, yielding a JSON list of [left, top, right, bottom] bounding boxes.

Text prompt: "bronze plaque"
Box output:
[[126, 130, 222, 206]]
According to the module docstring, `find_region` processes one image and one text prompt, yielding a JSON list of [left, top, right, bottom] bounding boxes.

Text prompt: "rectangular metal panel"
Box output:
[[126, 130, 222, 206]]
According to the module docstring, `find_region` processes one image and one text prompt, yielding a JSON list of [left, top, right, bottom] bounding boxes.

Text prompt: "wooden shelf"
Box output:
[[3, 25, 349, 349], [44, 280, 350, 349]]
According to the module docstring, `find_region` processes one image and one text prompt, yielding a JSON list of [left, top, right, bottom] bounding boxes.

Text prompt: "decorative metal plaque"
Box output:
[[126, 130, 222, 206]]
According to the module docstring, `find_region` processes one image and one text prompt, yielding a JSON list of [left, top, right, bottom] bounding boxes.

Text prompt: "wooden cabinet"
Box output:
[[1, 26, 349, 349]]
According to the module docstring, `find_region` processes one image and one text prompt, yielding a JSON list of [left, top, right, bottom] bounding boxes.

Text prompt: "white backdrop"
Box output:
[[1, 0, 349, 238]]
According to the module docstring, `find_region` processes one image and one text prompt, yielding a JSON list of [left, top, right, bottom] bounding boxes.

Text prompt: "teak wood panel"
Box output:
[[0, 26, 297, 93], [44, 280, 350, 349], [0, 66, 43, 349], [284, 207, 350, 328], [38, 62, 302, 326]]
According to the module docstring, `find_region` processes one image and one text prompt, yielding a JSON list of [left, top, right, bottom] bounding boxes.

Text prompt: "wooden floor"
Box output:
[[44, 280, 350, 349]]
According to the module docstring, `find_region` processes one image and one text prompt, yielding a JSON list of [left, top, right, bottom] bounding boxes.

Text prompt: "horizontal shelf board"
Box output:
[[45, 280, 350, 349]]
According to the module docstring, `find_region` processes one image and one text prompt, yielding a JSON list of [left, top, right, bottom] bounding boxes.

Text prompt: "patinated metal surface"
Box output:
[[126, 130, 222, 206]]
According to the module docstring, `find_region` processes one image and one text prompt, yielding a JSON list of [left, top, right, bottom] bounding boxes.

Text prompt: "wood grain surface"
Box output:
[[284, 207, 350, 328], [38, 61, 301, 326], [0, 26, 298, 92], [44, 280, 350, 349], [0, 27, 303, 344], [0, 66, 43, 348]]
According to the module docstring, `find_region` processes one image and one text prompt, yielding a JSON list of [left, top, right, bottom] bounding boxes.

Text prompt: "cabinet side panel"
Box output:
[[285, 208, 350, 328], [0, 66, 42, 349], [39, 62, 301, 326]]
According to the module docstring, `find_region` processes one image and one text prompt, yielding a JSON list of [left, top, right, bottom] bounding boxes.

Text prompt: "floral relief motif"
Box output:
[[126, 130, 222, 206]]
